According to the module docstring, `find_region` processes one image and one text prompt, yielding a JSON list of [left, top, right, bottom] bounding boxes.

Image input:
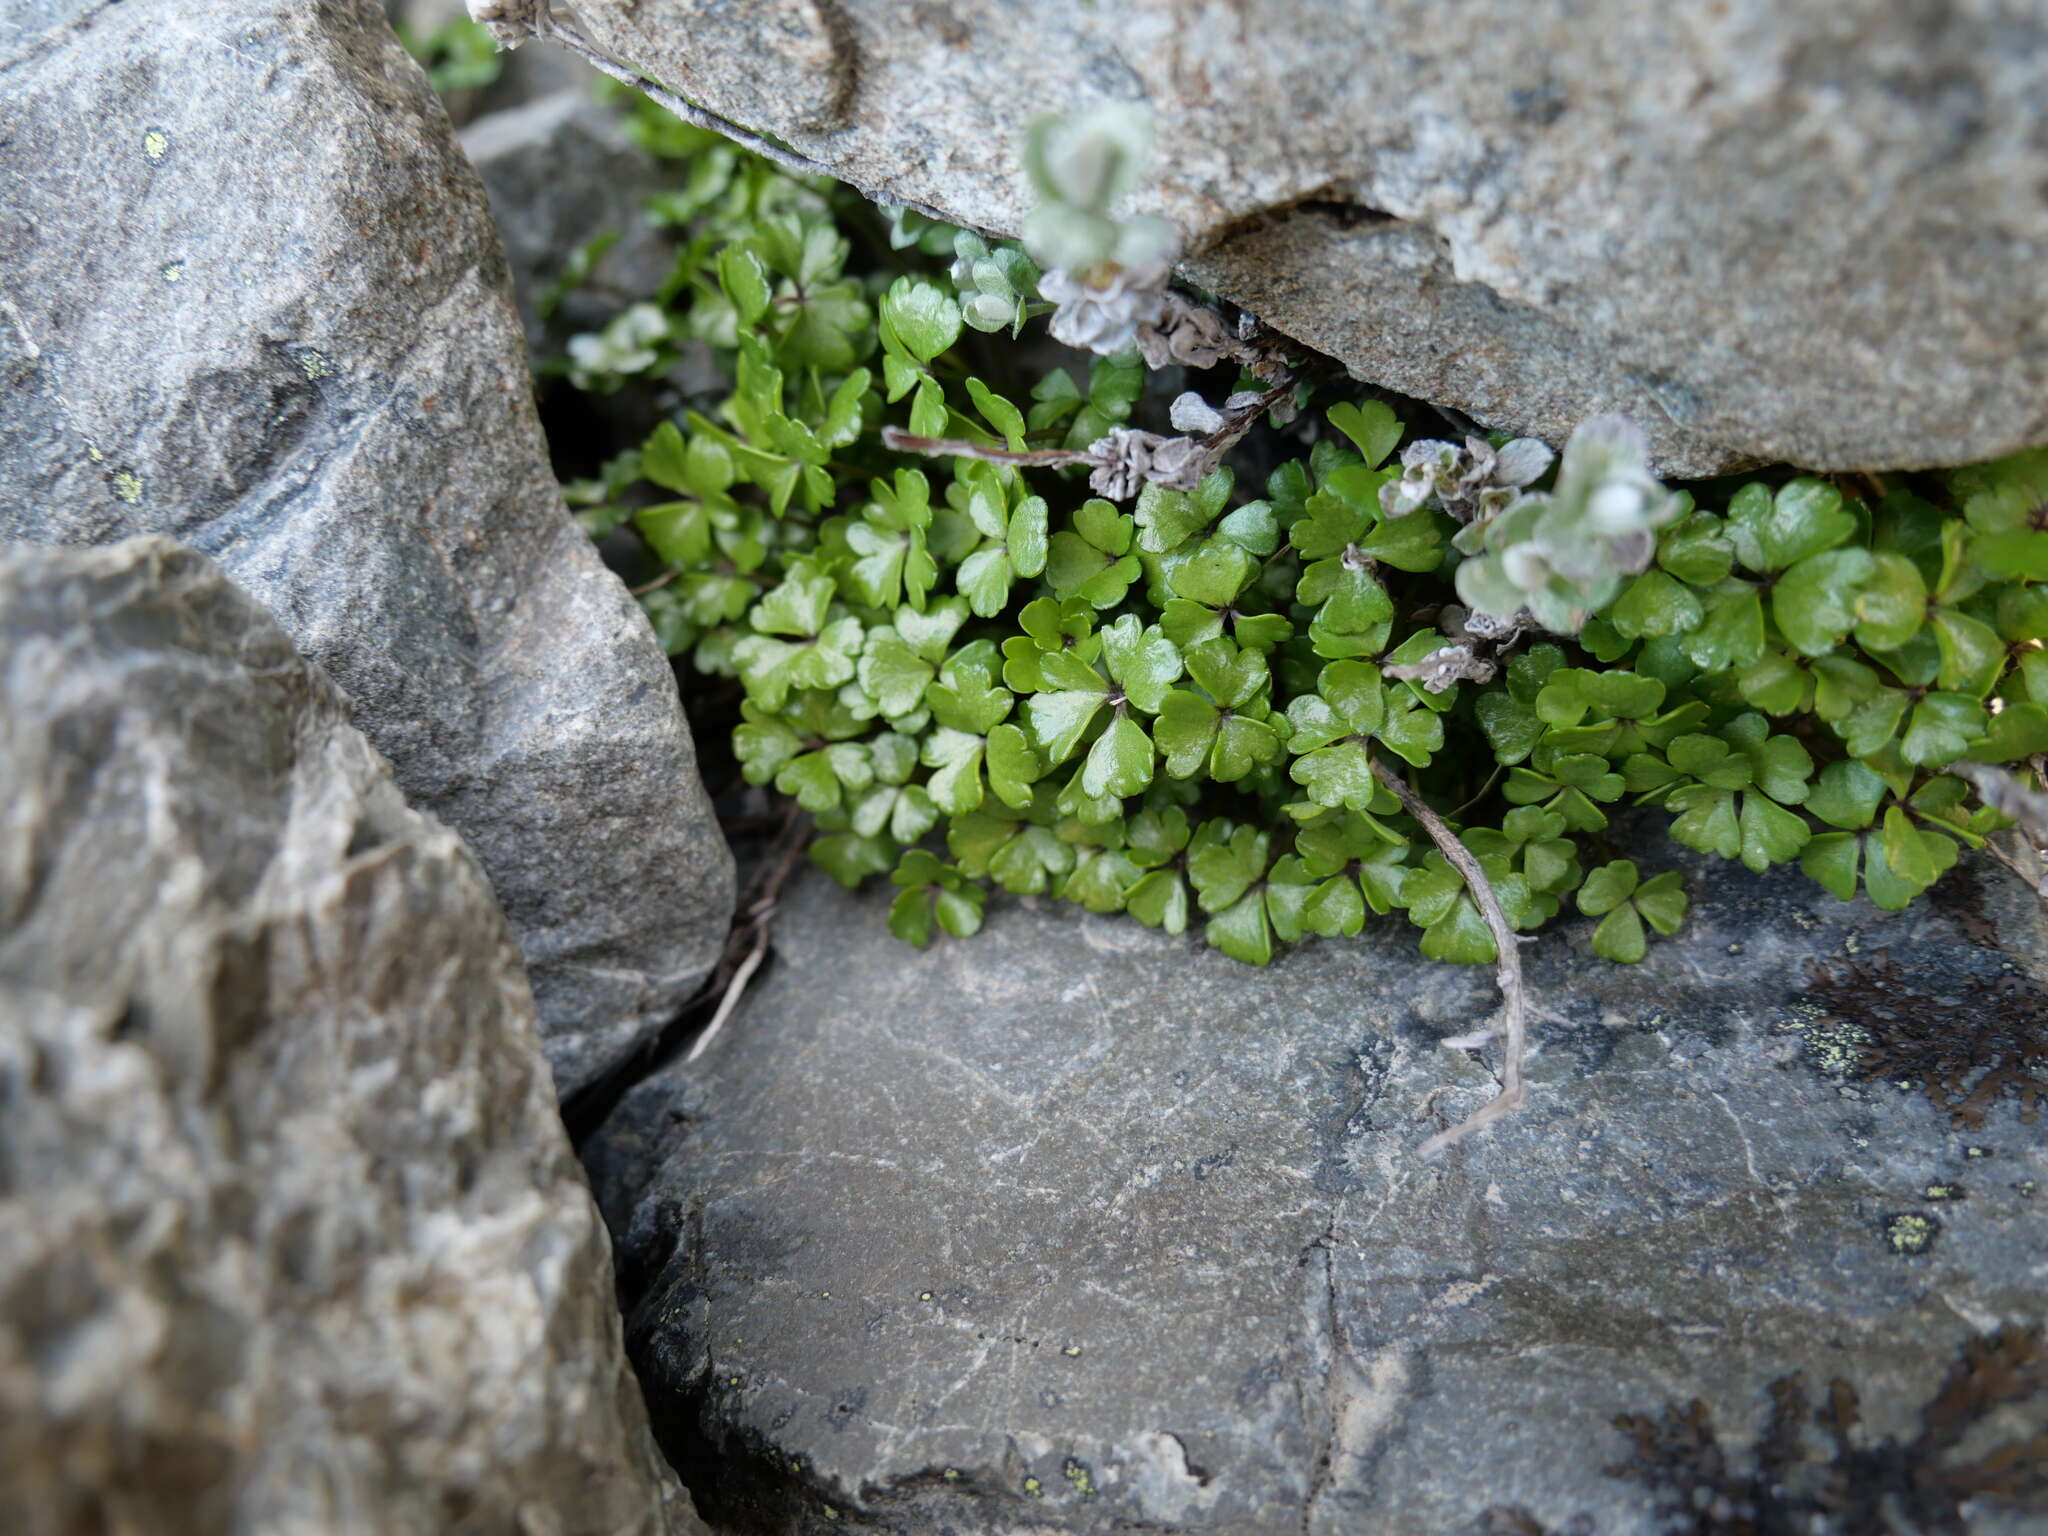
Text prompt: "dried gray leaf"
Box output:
[[1169, 391, 1228, 435], [1384, 643, 1497, 693]]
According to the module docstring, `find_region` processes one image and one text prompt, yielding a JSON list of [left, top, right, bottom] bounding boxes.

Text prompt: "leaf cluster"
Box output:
[[564, 99, 2042, 969]]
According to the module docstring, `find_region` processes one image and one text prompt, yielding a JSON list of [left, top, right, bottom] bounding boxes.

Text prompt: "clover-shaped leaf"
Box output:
[[1401, 849, 1531, 964], [1681, 581, 1767, 671], [1155, 640, 1282, 782], [1800, 814, 1960, 910], [1728, 478, 1857, 573], [1576, 860, 1687, 962], [1326, 400, 1402, 470], [1187, 821, 1291, 965], [1774, 547, 1876, 657], [1299, 553, 1395, 656], [1134, 468, 1232, 555], [1954, 447, 2048, 581], [888, 850, 985, 946], [1535, 668, 1666, 729], [955, 488, 1049, 616], [1047, 497, 1143, 608], [845, 469, 938, 610], [879, 276, 962, 366], [1666, 780, 1811, 872], [734, 568, 864, 709]]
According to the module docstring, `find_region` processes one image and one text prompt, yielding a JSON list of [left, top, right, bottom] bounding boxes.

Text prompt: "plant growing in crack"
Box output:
[[485, 14, 2048, 1157]]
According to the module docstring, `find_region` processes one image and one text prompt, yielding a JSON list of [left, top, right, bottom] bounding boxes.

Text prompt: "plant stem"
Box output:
[[1371, 756, 1528, 1159], [880, 427, 1085, 468]]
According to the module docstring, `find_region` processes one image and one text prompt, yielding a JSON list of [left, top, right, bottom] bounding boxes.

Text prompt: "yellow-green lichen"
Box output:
[[1884, 1213, 1938, 1255], [160, 261, 185, 283], [109, 470, 142, 504], [142, 129, 169, 162], [1063, 1458, 1095, 1497], [1924, 1183, 1964, 1201], [1784, 1016, 1871, 1075], [1060, 1344, 1082, 1357], [1022, 1476, 1042, 1498], [918, 1291, 934, 1302], [296, 349, 335, 381]]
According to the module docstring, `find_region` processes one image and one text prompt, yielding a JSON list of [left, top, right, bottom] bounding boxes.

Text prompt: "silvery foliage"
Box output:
[[1381, 435, 1554, 521], [949, 231, 1040, 336], [1022, 105, 1179, 355], [1452, 415, 1684, 634], [1382, 605, 1540, 693], [566, 301, 667, 390], [1137, 293, 1234, 370], [1082, 427, 1207, 500]]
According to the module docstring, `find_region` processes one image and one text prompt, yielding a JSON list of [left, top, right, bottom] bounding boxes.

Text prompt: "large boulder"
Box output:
[[0, 0, 733, 1097], [565, 0, 2048, 476], [586, 849, 2048, 1533], [0, 538, 704, 1534]]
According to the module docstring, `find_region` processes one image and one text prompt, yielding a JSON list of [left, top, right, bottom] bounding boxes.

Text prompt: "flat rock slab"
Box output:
[[0, 538, 703, 1535], [589, 845, 2048, 1533], [570, 0, 2048, 475], [0, 0, 732, 1095]]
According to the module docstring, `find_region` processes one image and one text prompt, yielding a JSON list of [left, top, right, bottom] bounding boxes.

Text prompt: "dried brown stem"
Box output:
[[883, 377, 1296, 498], [879, 427, 1085, 468], [683, 802, 813, 1065], [629, 568, 679, 596], [1371, 756, 1528, 1159]]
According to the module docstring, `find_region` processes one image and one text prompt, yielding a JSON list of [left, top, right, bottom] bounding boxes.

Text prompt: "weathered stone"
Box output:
[[565, 0, 2048, 475], [387, 0, 592, 124], [0, 0, 734, 1097], [0, 537, 705, 1536], [588, 844, 2048, 1533], [461, 89, 673, 359]]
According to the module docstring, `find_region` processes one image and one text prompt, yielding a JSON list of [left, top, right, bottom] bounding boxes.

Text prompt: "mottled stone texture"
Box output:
[[588, 847, 2048, 1533], [0, 0, 733, 1096], [571, 0, 2048, 475], [0, 538, 704, 1535]]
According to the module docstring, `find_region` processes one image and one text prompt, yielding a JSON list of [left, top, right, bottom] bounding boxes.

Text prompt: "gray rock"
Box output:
[[0, 537, 705, 1536], [588, 845, 2048, 1533], [0, 0, 733, 1097], [387, 0, 593, 124], [461, 90, 674, 360], [565, 0, 2048, 475]]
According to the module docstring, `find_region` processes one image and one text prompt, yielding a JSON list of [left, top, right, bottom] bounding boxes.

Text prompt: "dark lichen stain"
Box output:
[[1799, 954, 2047, 1127], [1605, 1326, 2048, 1535], [1925, 859, 2003, 949], [1487, 1327, 2048, 1535]]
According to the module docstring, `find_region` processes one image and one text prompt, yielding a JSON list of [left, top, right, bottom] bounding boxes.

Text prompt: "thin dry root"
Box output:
[[1371, 757, 1530, 1160]]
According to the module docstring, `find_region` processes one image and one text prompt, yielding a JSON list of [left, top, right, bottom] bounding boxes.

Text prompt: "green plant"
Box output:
[[544, 82, 2044, 1153], [396, 16, 504, 98]]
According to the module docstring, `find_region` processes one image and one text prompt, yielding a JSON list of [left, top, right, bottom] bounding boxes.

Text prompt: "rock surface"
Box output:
[[588, 844, 2048, 1533], [567, 0, 2048, 475], [0, 538, 704, 1535], [0, 0, 733, 1096], [461, 89, 673, 360]]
